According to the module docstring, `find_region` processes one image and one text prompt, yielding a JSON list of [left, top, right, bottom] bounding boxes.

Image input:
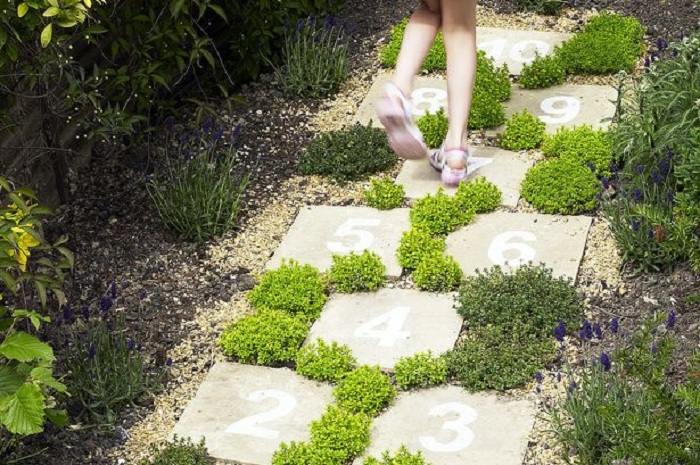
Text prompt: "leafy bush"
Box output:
[[334, 366, 396, 416], [456, 265, 582, 338], [309, 405, 372, 463], [364, 178, 405, 210], [218, 309, 309, 366], [248, 261, 327, 319], [329, 251, 386, 293], [454, 177, 502, 213], [558, 13, 645, 74], [515, 0, 564, 14], [521, 158, 600, 215], [413, 252, 463, 292], [66, 315, 165, 423], [299, 123, 397, 182], [468, 88, 507, 130], [147, 123, 249, 243], [394, 352, 448, 390], [542, 126, 613, 176], [140, 437, 212, 465], [275, 17, 348, 98], [519, 54, 566, 89], [416, 109, 449, 149], [500, 110, 546, 151], [363, 446, 431, 465], [474, 51, 511, 103], [447, 324, 556, 391], [380, 18, 445, 71], [410, 190, 473, 236], [396, 229, 446, 271], [296, 340, 356, 383]]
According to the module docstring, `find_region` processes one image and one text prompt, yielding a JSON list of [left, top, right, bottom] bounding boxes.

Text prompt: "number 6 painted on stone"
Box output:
[[326, 218, 381, 254], [419, 402, 477, 452], [488, 231, 537, 267]]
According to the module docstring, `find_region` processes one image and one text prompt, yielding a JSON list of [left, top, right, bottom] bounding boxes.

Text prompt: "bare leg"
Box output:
[[392, 0, 442, 96], [441, 0, 477, 166]]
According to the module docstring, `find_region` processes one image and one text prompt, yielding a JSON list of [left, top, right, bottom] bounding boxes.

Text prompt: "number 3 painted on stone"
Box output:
[[225, 390, 297, 439], [488, 231, 537, 267], [419, 402, 478, 452], [326, 218, 381, 254]]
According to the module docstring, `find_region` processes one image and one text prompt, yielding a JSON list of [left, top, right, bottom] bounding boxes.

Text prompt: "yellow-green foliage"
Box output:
[[455, 177, 502, 213], [413, 252, 463, 292], [500, 110, 546, 150], [519, 54, 566, 89], [410, 190, 474, 236], [542, 126, 613, 176], [363, 446, 431, 465], [416, 109, 448, 149], [334, 366, 396, 416], [521, 158, 600, 215], [329, 251, 386, 293], [296, 339, 356, 383], [364, 178, 405, 210], [394, 352, 448, 390], [397, 228, 446, 271]]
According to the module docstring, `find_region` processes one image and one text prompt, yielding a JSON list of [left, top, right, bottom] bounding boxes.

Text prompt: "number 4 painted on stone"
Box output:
[[354, 306, 411, 347]]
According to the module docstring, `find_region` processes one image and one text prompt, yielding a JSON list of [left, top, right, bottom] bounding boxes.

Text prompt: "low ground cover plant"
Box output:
[[521, 158, 600, 214], [139, 437, 212, 465], [329, 251, 386, 293], [397, 229, 446, 271], [380, 18, 445, 71], [412, 252, 463, 292], [500, 110, 546, 150], [364, 178, 405, 210], [363, 446, 431, 465], [274, 17, 348, 98], [417, 109, 449, 149], [219, 309, 309, 366], [542, 126, 613, 176], [299, 123, 397, 182], [296, 340, 356, 383], [454, 178, 502, 213], [334, 366, 396, 416], [394, 352, 448, 390], [519, 54, 566, 89], [248, 260, 327, 319], [410, 190, 473, 236], [515, 0, 564, 15]]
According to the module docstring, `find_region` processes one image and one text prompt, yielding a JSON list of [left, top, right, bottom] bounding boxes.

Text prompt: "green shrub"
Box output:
[[454, 177, 502, 213], [394, 352, 448, 390], [329, 251, 386, 293], [469, 89, 507, 130], [520, 54, 566, 89], [363, 446, 431, 465], [410, 190, 473, 236], [299, 123, 397, 182], [219, 309, 309, 365], [380, 18, 445, 71], [140, 437, 212, 465], [272, 442, 344, 465], [274, 18, 348, 98], [542, 126, 613, 176], [364, 178, 405, 210], [412, 252, 463, 292], [296, 340, 356, 383], [248, 260, 327, 319], [475, 51, 511, 103], [309, 405, 372, 463], [558, 13, 645, 75], [416, 109, 449, 149], [515, 0, 564, 14], [334, 366, 396, 416], [396, 229, 446, 271], [457, 265, 582, 338], [500, 110, 546, 151], [447, 324, 556, 391], [521, 158, 600, 215], [147, 125, 249, 243]]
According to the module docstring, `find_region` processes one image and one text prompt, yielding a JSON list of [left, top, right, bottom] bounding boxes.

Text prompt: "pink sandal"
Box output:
[[429, 146, 469, 187], [376, 82, 428, 160]]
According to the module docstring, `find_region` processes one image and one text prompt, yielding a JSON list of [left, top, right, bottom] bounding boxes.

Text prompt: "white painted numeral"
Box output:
[[354, 306, 410, 347], [225, 390, 297, 439], [326, 218, 381, 254], [478, 38, 507, 60], [411, 88, 448, 117], [419, 402, 478, 453], [539, 96, 580, 124], [509, 40, 550, 63], [488, 231, 537, 267]]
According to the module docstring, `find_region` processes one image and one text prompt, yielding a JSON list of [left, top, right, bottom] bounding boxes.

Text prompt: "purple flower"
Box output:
[[656, 38, 668, 50], [553, 321, 567, 342], [666, 191, 675, 204], [556, 372, 562, 382], [109, 281, 117, 299], [631, 218, 641, 232], [666, 309, 676, 329], [568, 380, 577, 393], [659, 156, 671, 176], [579, 320, 593, 341], [81, 305, 91, 321], [651, 169, 663, 184], [610, 317, 619, 334], [644, 57, 651, 68], [138, 289, 147, 300], [202, 117, 214, 133], [600, 352, 611, 372], [632, 189, 643, 202], [601, 177, 610, 189], [126, 338, 136, 351], [647, 228, 655, 240], [62, 305, 74, 325], [166, 357, 173, 367], [100, 296, 113, 313], [651, 341, 658, 354], [634, 164, 646, 175], [534, 371, 544, 383], [87, 343, 97, 359], [593, 322, 603, 340], [586, 161, 596, 172]]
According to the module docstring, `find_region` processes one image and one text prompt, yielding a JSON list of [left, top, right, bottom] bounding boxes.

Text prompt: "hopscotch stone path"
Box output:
[[172, 25, 607, 465]]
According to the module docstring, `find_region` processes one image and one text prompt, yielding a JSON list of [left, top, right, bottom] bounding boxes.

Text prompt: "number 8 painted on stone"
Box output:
[[419, 402, 477, 453], [488, 231, 537, 267]]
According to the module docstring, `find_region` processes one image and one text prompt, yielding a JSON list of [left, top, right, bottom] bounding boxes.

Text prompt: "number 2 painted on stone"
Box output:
[[419, 402, 478, 452], [326, 218, 381, 254], [488, 231, 537, 267], [225, 390, 297, 439]]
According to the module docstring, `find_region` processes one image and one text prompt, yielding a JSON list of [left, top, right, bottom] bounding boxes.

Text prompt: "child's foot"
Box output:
[[429, 146, 469, 186], [376, 82, 428, 160]]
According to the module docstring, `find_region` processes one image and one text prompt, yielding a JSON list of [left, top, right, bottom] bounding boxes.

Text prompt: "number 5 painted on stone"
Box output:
[[225, 390, 297, 439], [326, 218, 381, 254], [488, 231, 537, 267], [419, 402, 478, 452]]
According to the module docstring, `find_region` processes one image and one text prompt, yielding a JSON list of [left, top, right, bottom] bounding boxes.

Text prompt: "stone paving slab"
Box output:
[[171, 363, 334, 465], [355, 385, 535, 465], [306, 289, 462, 370], [477, 27, 571, 75], [396, 146, 530, 206], [266, 206, 410, 277], [446, 212, 592, 280], [356, 73, 617, 135]]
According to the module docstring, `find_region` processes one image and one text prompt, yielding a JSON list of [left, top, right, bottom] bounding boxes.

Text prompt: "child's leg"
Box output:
[[393, 0, 442, 96]]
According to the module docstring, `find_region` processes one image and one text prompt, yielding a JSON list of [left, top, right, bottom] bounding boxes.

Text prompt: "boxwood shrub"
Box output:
[[394, 351, 448, 390], [454, 177, 502, 213], [521, 158, 600, 215], [299, 123, 397, 182], [413, 252, 463, 292], [329, 251, 386, 293], [296, 339, 356, 383], [500, 110, 546, 151], [363, 446, 430, 465], [219, 309, 309, 365], [542, 125, 613, 176], [334, 366, 396, 416], [410, 190, 474, 236], [416, 108, 449, 149], [397, 228, 446, 271], [248, 260, 327, 319], [364, 178, 405, 210], [519, 54, 566, 89]]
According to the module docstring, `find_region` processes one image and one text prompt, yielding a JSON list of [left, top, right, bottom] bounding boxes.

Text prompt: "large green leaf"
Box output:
[[0, 383, 45, 435], [30, 367, 66, 393], [0, 332, 54, 362], [0, 365, 25, 395]]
